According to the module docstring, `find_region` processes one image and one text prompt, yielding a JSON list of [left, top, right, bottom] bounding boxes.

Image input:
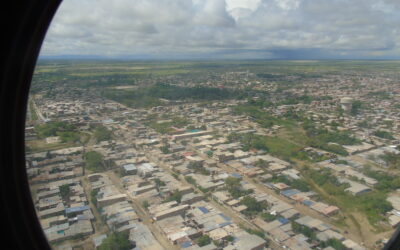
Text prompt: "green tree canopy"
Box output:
[[165, 190, 183, 203], [94, 125, 113, 142], [59, 184, 70, 199], [98, 232, 132, 250], [374, 130, 395, 140], [85, 151, 104, 172], [350, 100, 363, 116], [197, 235, 211, 247]]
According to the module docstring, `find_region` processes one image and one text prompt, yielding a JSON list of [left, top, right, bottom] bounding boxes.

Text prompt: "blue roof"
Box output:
[[281, 189, 300, 197], [205, 225, 218, 232], [278, 217, 290, 224], [302, 200, 314, 206], [219, 213, 231, 221], [219, 222, 232, 227], [264, 182, 274, 189], [65, 205, 90, 214], [231, 173, 242, 178], [198, 206, 209, 214], [180, 241, 192, 248], [77, 214, 90, 220]]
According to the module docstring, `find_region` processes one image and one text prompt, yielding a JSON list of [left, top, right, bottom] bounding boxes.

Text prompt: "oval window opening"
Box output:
[[26, 0, 400, 249]]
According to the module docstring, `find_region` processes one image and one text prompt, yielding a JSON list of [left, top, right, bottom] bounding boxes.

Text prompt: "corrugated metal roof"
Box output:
[[277, 217, 289, 225], [180, 241, 192, 248], [65, 205, 90, 214], [219, 213, 231, 221], [198, 206, 209, 214], [281, 189, 300, 197], [302, 200, 314, 206]]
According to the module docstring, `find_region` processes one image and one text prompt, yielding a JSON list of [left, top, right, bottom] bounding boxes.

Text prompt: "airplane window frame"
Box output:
[[1, 1, 400, 249], [0, 1, 61, 249]]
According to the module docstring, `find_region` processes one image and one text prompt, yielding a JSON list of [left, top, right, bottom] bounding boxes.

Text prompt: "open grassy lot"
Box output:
[[25, 139, 78, 153]]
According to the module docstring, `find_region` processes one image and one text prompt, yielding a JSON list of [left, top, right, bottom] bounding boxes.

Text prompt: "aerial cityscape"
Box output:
[[26, 60, 400, 250]]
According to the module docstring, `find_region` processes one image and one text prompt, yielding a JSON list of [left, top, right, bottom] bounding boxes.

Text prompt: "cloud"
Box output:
[[275, 0, 301, 11], [40, 0, 400, 59]]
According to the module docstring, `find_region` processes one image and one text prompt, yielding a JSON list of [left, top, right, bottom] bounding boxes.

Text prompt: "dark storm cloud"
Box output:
[[40, 0, 400, 59]]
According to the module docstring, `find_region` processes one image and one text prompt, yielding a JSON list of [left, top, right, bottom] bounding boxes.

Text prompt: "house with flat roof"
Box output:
[[231, 231, 266, 250], [123, 163, 137, 175]]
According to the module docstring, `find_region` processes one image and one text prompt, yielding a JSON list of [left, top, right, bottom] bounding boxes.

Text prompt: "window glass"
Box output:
[[26, 1, 400, 249]]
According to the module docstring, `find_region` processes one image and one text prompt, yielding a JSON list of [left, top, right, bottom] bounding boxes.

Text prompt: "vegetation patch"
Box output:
[[59, 184, 71, 200], [35, 121, 81, 143], [240, 196, 267, 217], [225, 177, 253, 199], [302, 168, 393, 226], [374, 130, 395, 140], [270, 174, 310, 192], [98, 231, 132, 250], [85, 151, 104, 172], [93, 125, 113, 142], [102, 83, 247, 108], [379, 152, 400, 168], [197, 235, 211, 247], [164, 190, 183, 203], [146, 115, 190, 134]]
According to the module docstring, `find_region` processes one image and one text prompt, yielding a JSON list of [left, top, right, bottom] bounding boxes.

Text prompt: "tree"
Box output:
[[98, 231, 132, 250], [197, 235, 211, 247], [245, 228, 266, 239], [185, 176, 196, 185], [320, 238, 348, 250], [291, 221, 316, 240], [94, 125, 113, 142], [188, 161, 209, 175], [154, 178, 166, 190], [85, 151, 104, 172], [35, 121, 76, 138], [58, 131, 80, 143], [59, 184, 70, 199], [374, 130, 395, 140], [255, 159, 268, 168], [350, 100, 363, 116], [165, 190, 183, 203], [225, 176, 241, 188], [379, 152, 400, 168], [261, 212, 277, 222], [160, 145, 170, 154], [225, 177, 253, 198], [226, 235, 234, 242], [241, 196, 265, 215], [90, 189, 99, 206], [142, 200, 150, 210]]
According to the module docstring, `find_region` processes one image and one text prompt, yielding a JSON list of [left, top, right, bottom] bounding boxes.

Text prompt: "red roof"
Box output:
[[182, 152, 195, 157]]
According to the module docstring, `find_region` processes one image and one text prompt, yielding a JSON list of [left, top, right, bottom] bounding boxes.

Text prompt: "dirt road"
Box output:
[[106, 170, 178, 250], [144, 152, 285, 250]]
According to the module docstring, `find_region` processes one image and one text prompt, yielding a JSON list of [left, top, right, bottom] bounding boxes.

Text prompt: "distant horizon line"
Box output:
[[37, 55, 400, 62]]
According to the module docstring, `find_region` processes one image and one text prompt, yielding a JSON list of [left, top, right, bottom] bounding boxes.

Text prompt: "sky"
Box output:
[[40, 0, 400, 60]]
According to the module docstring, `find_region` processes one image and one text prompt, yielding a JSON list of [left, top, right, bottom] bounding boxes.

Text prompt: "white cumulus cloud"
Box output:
[[40, 0, 400, 59]]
